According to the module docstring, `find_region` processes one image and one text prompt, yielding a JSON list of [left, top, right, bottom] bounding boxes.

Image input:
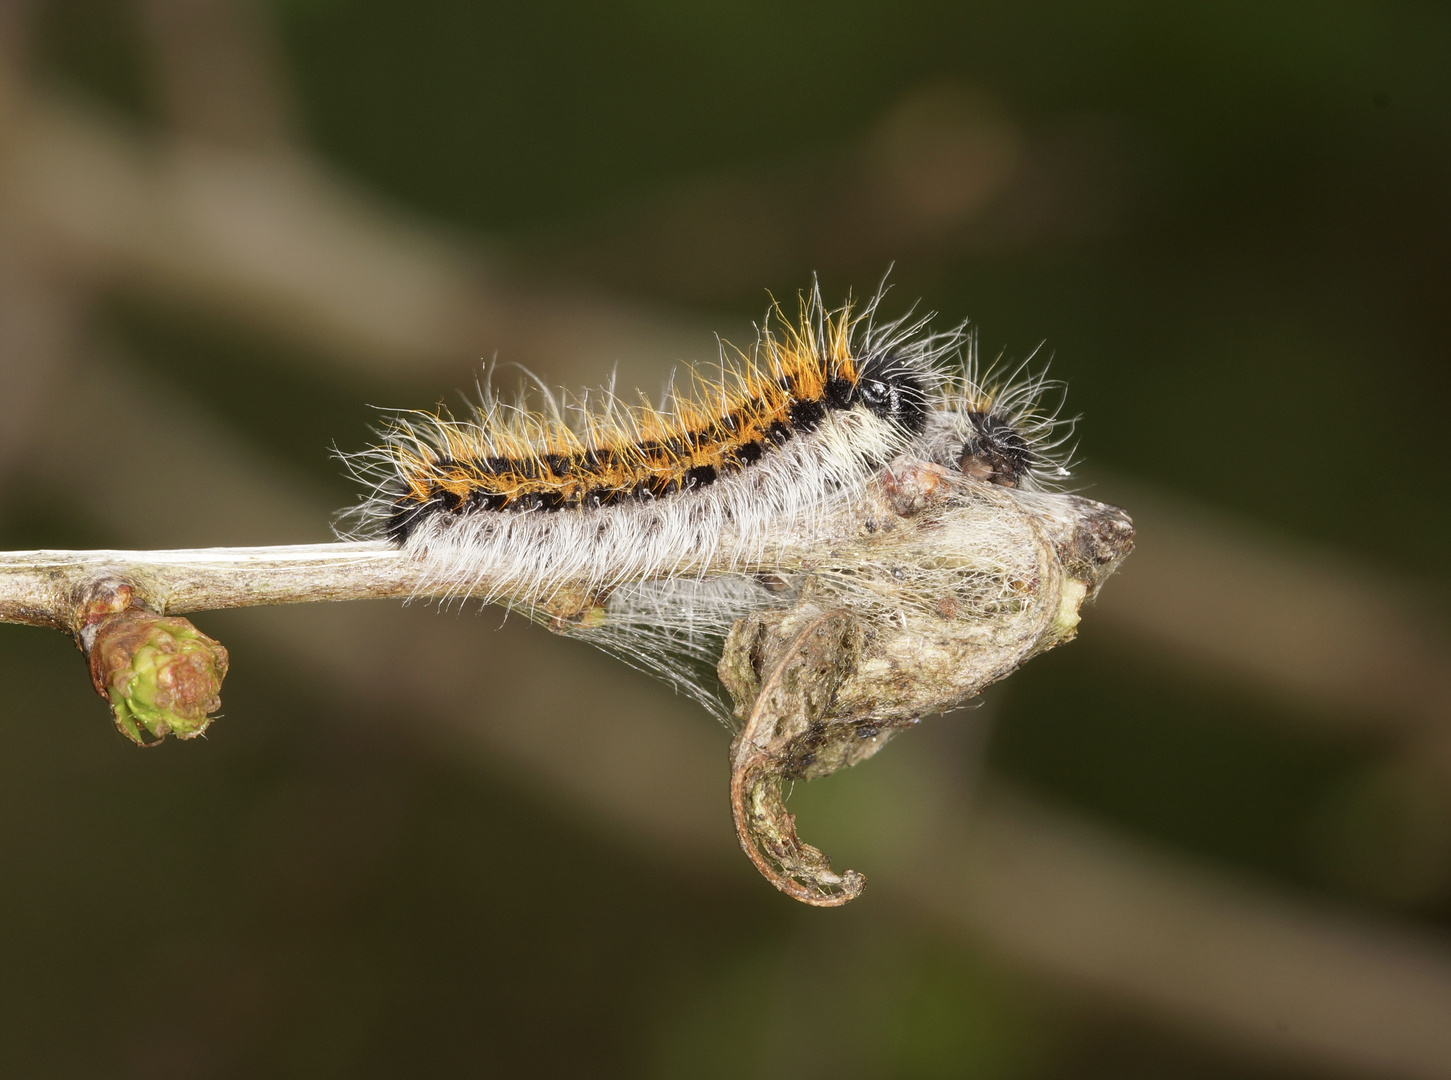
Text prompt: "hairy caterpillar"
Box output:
[[340, 284, 1083, 723], [348, 286, 1072, 608]]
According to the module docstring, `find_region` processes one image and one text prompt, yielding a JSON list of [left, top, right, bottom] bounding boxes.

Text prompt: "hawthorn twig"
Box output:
[[0, 542, 414, 632]]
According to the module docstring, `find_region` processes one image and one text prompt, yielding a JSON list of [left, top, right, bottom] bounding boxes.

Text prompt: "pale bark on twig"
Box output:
[[0, 542, 412, 632]]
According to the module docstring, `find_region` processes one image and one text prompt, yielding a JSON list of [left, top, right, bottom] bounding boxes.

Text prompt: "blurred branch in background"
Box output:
[[135, 0, 291, 151], [526, 78, 1120, 304], [1093, 481, 1451, 752], [2, 2, 1450, 1078]]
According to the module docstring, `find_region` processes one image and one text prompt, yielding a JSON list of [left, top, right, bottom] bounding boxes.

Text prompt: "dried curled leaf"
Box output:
[[717, 462, 1133, 904], [725, 609, 876, 905]]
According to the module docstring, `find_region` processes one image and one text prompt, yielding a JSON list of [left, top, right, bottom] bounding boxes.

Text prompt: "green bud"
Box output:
[[87, 611, 229, 746]]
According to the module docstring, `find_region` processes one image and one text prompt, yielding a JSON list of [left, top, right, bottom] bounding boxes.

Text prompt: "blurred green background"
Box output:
[[1, 0, 1448, 1076]]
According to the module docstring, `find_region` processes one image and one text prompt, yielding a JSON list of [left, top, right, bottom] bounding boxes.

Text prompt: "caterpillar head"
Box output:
[[852, 351, 930, 435], [959, 410, 1032, 488]]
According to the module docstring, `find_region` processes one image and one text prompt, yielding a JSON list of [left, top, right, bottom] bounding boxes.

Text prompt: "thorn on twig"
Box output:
[[79, 582, 229, 746]]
